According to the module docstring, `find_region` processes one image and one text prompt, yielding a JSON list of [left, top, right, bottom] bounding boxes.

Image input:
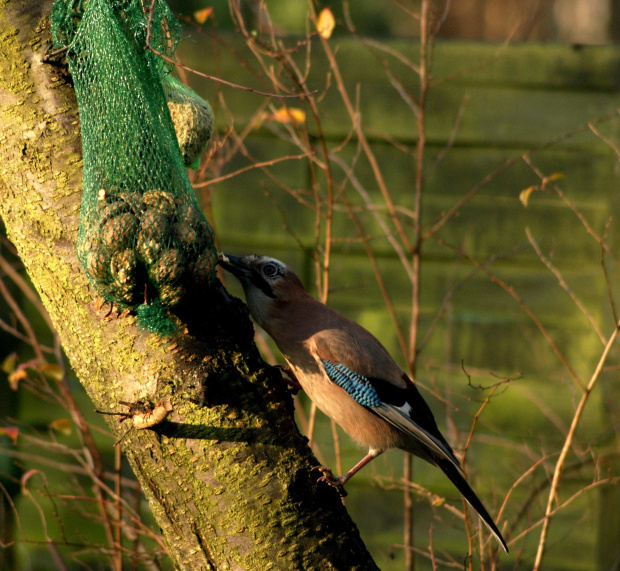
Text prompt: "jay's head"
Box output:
[[218, 254, 305, 327]]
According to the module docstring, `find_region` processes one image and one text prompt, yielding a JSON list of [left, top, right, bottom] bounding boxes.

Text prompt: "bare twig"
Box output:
[[0, 273, 45, 362], [588, 121, 620, 162], [522, 155, 613, 255], [525, 227, 606, 344], [145, 0, 314, 99], [404, 3, 432, 567], [194, 153, 307, 188], [425, 109, 620, 243], [312, 6, 414, 257], [533, 320, 620, 570], [436, 236, 584, 389], [0, 254, 56, 333]]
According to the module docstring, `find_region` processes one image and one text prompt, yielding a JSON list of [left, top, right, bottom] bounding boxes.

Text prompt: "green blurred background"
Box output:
[[2, 0, 620, 569]]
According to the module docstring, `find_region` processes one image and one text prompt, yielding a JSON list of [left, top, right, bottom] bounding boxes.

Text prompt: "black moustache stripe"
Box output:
[[250, 273, 275, 298]]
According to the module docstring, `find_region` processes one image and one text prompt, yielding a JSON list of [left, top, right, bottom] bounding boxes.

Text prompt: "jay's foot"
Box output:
[[276, 365, 302, 392], [94, 298, 131, 320], [315, 466, 348, 497]]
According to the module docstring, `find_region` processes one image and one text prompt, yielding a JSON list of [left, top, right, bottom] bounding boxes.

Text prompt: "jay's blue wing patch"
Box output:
[[322, 360, 382, 407], [321, 359, 463, 474]]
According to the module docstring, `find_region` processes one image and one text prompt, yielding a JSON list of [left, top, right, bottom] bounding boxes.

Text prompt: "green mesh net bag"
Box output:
[[50, 0, 216, 332]]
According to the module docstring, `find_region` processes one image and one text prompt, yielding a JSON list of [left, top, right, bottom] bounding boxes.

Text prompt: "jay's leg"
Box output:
[[317, 449, 383, 496]]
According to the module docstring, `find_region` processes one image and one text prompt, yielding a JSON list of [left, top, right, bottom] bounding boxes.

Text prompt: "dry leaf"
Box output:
[[271, 107, 306, 126], [0, 427, 19, 444], [40, 363, 64, 382], [519, 185, 537, 207], [316, 8, 335, 39], [50, 419, 72, 435], [521, 172, 564, 206], [1, 352, 18, 374], [194, 7, 213, 25], [431, 496, 445, 507], [8, 369, 28, 391], [545, 172, 564, 183], [254, 108, 306, 130]]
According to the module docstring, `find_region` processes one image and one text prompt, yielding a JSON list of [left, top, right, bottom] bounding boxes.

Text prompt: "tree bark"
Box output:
[[0, 1, 378, 569]]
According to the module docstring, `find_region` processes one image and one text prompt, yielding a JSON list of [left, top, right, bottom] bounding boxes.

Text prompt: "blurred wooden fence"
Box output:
[[184, 35, 620, 360], [182, 35, 620, 569]]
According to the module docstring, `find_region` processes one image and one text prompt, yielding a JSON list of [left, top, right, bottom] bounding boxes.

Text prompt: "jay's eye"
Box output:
[[262, 263, 279, 278]]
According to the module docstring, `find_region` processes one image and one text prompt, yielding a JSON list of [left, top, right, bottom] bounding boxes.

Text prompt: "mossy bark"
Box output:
[[0, 1, 378, 569]]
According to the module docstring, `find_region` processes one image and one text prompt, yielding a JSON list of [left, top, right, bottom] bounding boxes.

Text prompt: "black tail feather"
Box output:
[[435, 457, 509, 553]]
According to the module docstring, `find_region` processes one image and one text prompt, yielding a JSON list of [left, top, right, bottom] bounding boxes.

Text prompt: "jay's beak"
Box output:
[[217, 252, 277, 299], [217, 253, 252, 280]]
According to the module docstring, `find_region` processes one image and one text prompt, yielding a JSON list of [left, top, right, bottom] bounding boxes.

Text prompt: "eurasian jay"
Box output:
[[219, 253, 508, 553]]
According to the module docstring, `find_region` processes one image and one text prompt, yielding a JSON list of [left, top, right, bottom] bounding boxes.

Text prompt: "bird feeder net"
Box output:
[[50, 0, 216, 332]]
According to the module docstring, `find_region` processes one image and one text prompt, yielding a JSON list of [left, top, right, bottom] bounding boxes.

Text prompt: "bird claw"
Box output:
[[315, 466, 348, 497], [275, 365, 302, 393]]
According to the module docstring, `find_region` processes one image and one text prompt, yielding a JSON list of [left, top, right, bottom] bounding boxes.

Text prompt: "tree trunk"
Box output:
[[0, 1, 378, 569]]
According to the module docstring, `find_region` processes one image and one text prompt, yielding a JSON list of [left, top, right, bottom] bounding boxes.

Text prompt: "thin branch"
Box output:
[[426, 92, 470, 177], [599, 219, 619, 324], [194, 153, 307, 188], [436, 236, 584, 389], [588, 121, 620, 162], [338, 189, 410, 363], [313, 10, 414, 256], [525, 227, 606, 345], [533, 320, 620, 570], [0, 275, 44, 362], [405, 3, 431, 568], [329, 153, 414, 283], [145, 0, 314, 99], [0, 254, 56, 333], [512, 473, 618, 547], [522, 155, 613, 255], [425, 109, 620, 243]]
